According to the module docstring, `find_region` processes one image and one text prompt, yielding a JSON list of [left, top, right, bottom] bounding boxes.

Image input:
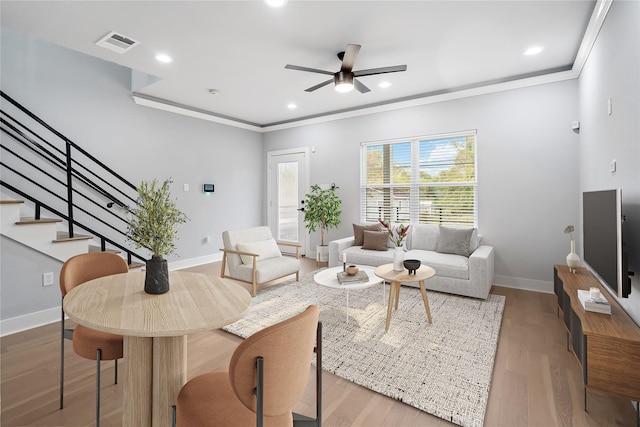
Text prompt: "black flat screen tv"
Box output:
[[583, 189, 630, 298]]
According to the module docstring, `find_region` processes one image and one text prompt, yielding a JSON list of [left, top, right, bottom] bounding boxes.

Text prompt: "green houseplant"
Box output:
[[303, 184, 342, 262], [127, 178, 189, 294]]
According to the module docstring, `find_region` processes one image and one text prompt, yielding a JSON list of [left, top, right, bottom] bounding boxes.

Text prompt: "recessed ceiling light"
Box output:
[[155, 54, 173, 63], [265, 0, 287, 7], [524, 46, 544, 56], [287, 103, 297, 109], [208, 89, 219, 95], [379, 81, 391, 88]]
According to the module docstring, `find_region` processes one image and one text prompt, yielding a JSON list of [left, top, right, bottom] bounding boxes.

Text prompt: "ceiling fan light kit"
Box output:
[[334, 72, 354, 92], [285, 43, 407, 94]]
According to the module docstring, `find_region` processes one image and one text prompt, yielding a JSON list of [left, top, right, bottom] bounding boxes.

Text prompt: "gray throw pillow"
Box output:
[[436, 226, 474, 257], [353, 223, 382, 246], [362, 230, 389, 251]]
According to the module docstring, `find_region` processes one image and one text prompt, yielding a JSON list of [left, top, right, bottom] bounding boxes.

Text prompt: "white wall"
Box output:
[[263, 80, 580, 291], [578, 0, 640, 324], [1, 27, 264, 328]]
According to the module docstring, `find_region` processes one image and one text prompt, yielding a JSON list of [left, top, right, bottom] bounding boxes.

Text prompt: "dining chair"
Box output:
[[59, 252, 129, 427], [173, 305, 322, 427]]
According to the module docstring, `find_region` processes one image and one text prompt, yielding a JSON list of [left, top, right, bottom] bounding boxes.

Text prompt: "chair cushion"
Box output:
[[177, 371, 292, 427], [72, 324, 123, 360], [362, 230, 389, 251], [236, 238, 282, 264], [232, 257, 300, 284]]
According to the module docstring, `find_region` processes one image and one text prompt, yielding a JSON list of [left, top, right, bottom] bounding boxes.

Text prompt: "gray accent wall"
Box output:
[[578, 0, 640, 324], [263, 80, 581, 292]]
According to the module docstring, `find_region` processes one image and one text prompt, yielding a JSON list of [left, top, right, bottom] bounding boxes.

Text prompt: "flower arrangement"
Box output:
[[126, 178, 189, 257], [379, 219, 410, 247], [564, 225, 575, 241]]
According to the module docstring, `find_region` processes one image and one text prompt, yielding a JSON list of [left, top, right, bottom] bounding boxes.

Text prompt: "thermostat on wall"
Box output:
[[203, 184, 215, 193]]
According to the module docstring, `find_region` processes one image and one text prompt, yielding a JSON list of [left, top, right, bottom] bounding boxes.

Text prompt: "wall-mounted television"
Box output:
[[583, 189, 631, 298]]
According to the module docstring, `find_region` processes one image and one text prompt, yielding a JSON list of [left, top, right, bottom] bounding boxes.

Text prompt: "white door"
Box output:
[[267, 149, 309, 256]]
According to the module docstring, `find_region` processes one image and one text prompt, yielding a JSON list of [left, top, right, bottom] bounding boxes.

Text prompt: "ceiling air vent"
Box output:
[[95, 31, 140, 54]]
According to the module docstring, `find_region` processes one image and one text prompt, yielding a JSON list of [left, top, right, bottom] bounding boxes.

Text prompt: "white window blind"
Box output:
[[361, 131, 477, 227]]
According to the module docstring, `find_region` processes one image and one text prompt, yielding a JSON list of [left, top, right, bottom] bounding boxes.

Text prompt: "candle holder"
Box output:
[[343, 262, 346, 272]]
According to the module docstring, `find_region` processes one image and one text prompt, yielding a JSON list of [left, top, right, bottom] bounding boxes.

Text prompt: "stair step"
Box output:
[[0, 200, 24, 205], [129, 262, 145, 269], [53, 231, 93, 243], [16, 217, 63, 225], [88, 245, 121, 254]]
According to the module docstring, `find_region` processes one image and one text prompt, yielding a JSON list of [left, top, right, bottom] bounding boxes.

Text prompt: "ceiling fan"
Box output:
[[285, 44, 407, 93]]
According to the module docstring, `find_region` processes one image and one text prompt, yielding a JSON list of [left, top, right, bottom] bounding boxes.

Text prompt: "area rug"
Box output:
[[223, 271, 505, 427]]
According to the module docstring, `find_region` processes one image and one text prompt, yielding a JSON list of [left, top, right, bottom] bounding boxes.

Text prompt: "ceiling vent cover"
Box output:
[[95, 31, 140, 54]]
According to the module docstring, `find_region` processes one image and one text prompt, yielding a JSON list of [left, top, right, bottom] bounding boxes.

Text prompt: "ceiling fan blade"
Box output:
[[354, 78, 371, 94], [285, 64, 334, 76], [340, 44, 361, 72], [305, 78, 334, 92], [353, 65, 407, 77]]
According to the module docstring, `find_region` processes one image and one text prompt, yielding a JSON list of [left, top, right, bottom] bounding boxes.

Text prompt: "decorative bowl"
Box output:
[[403, 259, 421, 275], [346, 265, 359, 275]]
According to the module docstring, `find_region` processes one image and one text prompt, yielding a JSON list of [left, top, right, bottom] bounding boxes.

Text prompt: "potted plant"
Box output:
[[303, 184, 342, 262], [127, 178, 189, 294]]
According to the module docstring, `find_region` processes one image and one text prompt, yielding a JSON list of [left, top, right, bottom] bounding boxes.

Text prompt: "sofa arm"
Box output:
[[329, 236, 355, 267], [469, 245, 495, 299]]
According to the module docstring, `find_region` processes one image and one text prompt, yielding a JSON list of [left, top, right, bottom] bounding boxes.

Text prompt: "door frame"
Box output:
[[266, 147, 310, 256]]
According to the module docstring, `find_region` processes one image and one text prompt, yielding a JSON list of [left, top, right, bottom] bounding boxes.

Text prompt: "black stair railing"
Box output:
[[0, 91, 146, 264]]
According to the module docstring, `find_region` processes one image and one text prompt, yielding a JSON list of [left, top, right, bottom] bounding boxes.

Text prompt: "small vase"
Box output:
[[393, 247, 404, 271], [566, 240, 580, 273], [145, 256, 169, 294]]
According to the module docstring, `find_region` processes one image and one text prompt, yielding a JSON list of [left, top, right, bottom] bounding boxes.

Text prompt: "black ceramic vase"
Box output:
[[145, 256, 169, 294]]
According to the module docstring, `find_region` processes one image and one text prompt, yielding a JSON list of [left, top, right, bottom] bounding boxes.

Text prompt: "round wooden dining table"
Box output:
[[63, 270, 252, 427]]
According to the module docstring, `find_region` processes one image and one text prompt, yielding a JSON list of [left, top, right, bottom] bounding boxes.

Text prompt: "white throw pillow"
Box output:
[[236, 239, 282, 264]]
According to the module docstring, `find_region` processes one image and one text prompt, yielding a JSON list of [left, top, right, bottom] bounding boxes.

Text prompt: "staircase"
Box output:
[[0, 90, 146, 267], [0, 200, 143, 266]]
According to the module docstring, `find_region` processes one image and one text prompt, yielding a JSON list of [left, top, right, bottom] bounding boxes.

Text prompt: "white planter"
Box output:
[[316, 245, 329, 263]]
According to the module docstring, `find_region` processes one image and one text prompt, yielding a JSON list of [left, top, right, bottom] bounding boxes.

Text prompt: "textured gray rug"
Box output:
[[223, 271, 505, 427]]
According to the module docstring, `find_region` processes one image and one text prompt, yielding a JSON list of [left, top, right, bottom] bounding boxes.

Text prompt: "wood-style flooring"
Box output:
[[1, 257, 637, 426]]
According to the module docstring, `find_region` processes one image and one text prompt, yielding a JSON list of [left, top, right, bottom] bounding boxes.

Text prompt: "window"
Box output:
[[361, 131, 477, 227]]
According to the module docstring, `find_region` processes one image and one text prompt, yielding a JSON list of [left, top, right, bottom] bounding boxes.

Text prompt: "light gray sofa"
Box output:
[[328, 224, 494, 299]]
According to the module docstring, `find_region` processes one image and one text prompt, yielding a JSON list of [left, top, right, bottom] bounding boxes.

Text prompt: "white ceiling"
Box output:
[[1, 1, 599, 129]]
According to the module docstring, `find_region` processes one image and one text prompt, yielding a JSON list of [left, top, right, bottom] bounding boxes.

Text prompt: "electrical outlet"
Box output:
[[43, 272, 54, 287]]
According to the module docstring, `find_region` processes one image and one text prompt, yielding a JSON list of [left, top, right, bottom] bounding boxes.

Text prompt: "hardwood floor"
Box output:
[[2, 257, 637, 426]]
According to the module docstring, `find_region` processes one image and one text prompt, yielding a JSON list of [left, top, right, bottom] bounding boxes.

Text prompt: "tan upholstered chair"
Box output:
[[221, 226, 301, 296], [59, 252, 129, 426], [174, 305, 322, 427]]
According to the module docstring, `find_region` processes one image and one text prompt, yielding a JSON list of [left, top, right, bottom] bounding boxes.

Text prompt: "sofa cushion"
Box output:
[[353, 223, 382, 246], [342, 246, 393, 267], [236, 238, 282, 264], [362, 230, 389, 251], [405, 250, 470, 280], [407, 224, 439, 251], [436, 226, 474, 257]]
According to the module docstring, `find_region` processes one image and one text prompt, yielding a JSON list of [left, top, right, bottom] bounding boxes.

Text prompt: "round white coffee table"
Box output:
[[314, 265, 384, 323]]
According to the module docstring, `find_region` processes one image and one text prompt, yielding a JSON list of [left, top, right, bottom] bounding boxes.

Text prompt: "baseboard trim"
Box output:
[[494, 274, 554, 294], [1, 306, 61, 337], [168, 253, 223, 271]]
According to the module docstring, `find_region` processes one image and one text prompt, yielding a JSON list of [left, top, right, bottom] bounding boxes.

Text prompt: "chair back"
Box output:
[[222, 226, 275, 271], [60, 252, 129, 297], [229, 305, 319, 417]]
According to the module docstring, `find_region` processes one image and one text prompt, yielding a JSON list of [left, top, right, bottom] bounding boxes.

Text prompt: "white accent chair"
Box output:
[[221, 226, 301, 297]]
